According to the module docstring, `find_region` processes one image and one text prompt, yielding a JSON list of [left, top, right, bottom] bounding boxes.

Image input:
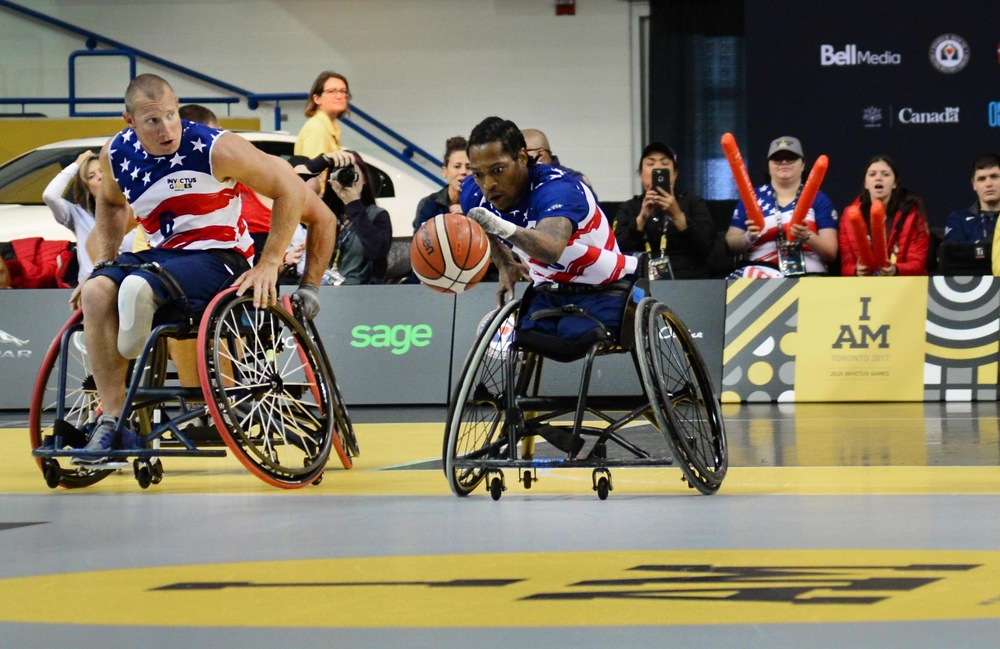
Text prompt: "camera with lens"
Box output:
[[330, 164, 358, 186]]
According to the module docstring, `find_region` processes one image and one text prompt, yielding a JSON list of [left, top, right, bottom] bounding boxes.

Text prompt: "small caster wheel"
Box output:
[[149, 459, 163, 485], [312, 471, 324, 486], [521, 469, 535, 489], [133, 460, 152, 489], [489, 476, 504, 501], [596, 476, 610, 500], [43, 460, 61, 489]]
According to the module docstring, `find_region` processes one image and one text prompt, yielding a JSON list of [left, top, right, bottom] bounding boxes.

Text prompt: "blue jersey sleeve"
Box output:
[[730, 201, 749, 230], [812, 191, 838, 230], [530, 173, 591, 228], [459, 175, 483, 215]]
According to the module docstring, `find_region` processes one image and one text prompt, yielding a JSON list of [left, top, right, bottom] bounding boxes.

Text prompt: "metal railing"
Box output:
[[0, 0, 444, 185]]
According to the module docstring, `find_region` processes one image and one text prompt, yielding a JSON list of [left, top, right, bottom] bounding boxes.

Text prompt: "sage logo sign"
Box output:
[[351, 323, 432, 355], [820, 44, 900, 66]]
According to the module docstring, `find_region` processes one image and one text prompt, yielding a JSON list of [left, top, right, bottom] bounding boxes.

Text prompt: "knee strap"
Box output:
[[117, 275, 164, 359]]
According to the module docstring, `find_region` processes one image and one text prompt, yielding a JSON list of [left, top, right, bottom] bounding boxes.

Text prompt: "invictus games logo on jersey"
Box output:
[[167, 177, 196, 191], [862, 106, 883, 128], [929, 34, 970, 73], [820, 44, 900, 66]]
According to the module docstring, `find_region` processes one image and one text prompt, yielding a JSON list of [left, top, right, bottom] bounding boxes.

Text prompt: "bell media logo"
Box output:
[[820, 44, 900, 66], [929, 34, 970, 73]]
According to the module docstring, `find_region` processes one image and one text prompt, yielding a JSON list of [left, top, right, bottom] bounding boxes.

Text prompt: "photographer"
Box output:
[[613, 142, 715, 279], [297, 150, 392, 284]]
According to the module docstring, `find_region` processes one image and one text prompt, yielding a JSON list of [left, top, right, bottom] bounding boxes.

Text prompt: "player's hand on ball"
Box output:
[[467, 207, 516, 239]]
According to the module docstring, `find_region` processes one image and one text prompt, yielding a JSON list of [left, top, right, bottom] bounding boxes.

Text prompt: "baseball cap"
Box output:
[[640, 141, 678, 165], [767, 136, 804, 159]]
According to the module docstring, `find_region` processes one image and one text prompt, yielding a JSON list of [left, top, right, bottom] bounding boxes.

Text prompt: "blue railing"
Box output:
[[0, 0, 444, 185]]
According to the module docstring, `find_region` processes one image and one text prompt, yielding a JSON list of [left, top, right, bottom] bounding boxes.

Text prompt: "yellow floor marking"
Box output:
[[1, 550, 999, 627], [7, 423, 1000, 496]]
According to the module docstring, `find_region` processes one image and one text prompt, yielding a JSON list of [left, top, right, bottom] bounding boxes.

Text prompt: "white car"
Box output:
[[0, 132, 439, 243]]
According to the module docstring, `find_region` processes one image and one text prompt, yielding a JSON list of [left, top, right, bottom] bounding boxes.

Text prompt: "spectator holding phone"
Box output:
[[613, 142, 715, 279]]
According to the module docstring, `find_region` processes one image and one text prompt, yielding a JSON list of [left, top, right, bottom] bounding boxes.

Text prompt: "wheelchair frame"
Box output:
[[443, 266, 727, 500], [30, 286, 357, 490]]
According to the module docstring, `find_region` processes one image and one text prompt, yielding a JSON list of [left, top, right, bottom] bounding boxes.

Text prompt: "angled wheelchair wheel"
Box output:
[[636, 298, 727, 494], [280, 294, 357, 469], [28, 310, 111, 488], [198, 289, 335, 489], [444, 300, 521, 496]]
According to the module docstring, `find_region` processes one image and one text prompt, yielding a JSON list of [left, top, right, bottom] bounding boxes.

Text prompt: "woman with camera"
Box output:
[[313, 150, 392, 285], [613, 141, 716, 279]]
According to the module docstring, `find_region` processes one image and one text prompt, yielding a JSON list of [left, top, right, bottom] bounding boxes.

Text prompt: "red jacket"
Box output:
[[839, 197, 929, 276]]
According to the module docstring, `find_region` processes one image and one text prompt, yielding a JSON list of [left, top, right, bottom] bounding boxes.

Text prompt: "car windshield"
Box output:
[[0, 147, 97, 205]]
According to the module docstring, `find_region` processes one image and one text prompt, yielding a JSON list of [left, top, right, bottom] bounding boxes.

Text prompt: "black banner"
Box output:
[[746, 0, 999, 229]]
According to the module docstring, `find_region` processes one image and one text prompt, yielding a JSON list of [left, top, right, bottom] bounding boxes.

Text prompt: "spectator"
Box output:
[[73, 73, 335, 462], [839, 155, 929, 276], [42, 150, 135, 285], [726, 136, 838, 277], [521, 128, 593, 190], [613, 142, 715, 279], [944, 153, 1000, 244], [295, 71, 349, 162], [322, 150, 392, 285], [413, 136, 470, 232]]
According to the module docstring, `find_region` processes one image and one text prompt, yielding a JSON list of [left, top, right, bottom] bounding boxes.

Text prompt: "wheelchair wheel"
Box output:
[[28, 310, 111, 488], [197, 289, 335, 489], [444, 300, 520, 496], [636, 298, 727, 494], [280, 294, 358, 469]]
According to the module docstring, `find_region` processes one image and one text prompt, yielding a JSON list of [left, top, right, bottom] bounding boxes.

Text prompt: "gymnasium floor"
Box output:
[[2, 402, 1000, 648]]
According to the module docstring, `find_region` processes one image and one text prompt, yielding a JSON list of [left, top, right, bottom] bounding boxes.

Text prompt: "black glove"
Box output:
[[293, 283, 321, 320]]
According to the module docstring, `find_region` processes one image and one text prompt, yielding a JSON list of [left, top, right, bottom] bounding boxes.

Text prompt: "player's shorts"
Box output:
[[91, 248, 250, 317], [520, 281, 630, 341]]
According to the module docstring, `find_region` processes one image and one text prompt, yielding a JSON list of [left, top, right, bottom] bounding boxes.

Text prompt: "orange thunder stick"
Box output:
[[789, 154, 829, 227], [721, 133, 765, 230], [870, 199, 888, 269], [844, 205, 877, 270]]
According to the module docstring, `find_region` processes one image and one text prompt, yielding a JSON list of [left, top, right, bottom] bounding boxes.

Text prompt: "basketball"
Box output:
[[410, 213, 492, 294]]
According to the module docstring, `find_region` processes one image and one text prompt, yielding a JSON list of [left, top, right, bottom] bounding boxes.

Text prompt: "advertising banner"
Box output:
[[795, 277, 927, 401], [746, 0, 998, 228]]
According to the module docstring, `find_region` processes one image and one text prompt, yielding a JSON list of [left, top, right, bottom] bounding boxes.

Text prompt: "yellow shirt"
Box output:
[[294, 111, 342, 158]]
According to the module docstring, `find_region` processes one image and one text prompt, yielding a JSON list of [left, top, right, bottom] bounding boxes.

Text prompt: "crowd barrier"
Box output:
[[0, 276, 995, 409]]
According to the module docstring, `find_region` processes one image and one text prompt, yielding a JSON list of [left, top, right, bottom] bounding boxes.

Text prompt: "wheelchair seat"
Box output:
[[512, 255, 650, 363]]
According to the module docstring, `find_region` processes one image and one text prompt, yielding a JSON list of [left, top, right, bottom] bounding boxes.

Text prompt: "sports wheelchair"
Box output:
[[30, 267, 357, 490], [443, 257, 727, 500]]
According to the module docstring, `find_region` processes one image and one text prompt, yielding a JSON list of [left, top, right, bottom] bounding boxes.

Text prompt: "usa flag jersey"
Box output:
[[108, 120, 253, 260], [461, 163, 637, 285], [730, 183, 837, 272]]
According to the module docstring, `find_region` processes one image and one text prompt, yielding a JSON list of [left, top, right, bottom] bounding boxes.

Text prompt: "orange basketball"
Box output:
[[410, 213, 491, 294]]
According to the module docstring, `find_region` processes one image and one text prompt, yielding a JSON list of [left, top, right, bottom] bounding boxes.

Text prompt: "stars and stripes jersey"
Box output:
[[108, 120, 253, 261], [730, 183, 837, 273], [460, 163, 637, 285]]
